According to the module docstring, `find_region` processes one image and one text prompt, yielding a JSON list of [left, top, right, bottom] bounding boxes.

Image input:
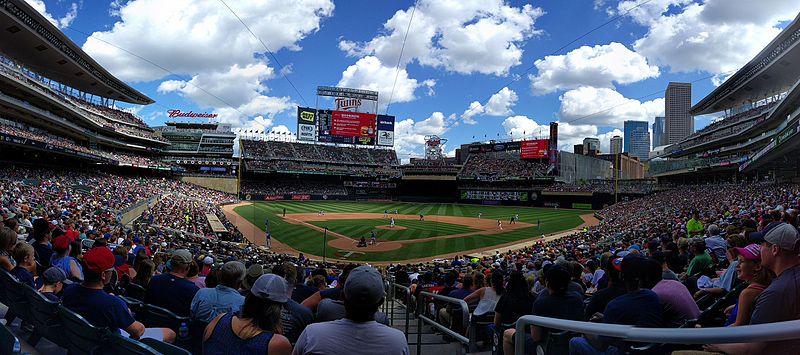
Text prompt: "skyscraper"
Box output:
[[610, 136, 623, 155], [665, 82, 692, 144], [623, 121, 650, 161], [653, 116, 665, 149], [583, 137, 600, 155]]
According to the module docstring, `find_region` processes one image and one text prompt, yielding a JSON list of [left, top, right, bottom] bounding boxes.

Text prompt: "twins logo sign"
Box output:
[[335, 98, 362, 111]]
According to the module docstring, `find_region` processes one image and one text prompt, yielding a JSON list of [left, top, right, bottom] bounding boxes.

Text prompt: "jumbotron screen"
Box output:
[[521, 139, 549, 159]]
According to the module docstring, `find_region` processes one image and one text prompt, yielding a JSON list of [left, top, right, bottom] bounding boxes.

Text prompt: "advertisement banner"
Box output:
[[521, 140, 549, 159], [376, 114, 395, 146], [298, 123, 315, 141], [297, 107, 317, 141], [291, 194, 311, 200], [331, 111, 376, 137]]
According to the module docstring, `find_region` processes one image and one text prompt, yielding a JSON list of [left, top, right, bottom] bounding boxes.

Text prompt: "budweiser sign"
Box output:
[[167, 109, 218, 119], [334, 97, 362, 111]]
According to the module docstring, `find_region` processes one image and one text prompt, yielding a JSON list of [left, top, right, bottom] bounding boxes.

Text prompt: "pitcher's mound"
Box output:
[[376, 225, 407, 230]]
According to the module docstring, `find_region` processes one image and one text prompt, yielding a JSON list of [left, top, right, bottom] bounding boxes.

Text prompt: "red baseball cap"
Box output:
[[83, 247, 114, 274], [52, 235, 70, 252]]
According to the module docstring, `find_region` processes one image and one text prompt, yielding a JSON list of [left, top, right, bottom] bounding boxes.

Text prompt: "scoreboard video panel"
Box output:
[[521, 139, 549, 159]]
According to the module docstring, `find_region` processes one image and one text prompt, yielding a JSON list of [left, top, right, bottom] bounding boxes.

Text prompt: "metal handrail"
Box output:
[[417, 291, 471, 355], [391, 283, 411, 340], [514, 315, 800, 355]]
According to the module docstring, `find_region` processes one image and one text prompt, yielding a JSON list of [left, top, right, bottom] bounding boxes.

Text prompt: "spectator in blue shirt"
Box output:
[[39, 266, 71, 302], [704, 224, 728, 263], [570, 254, 663, 355], [9, 242, 35, 287], [62, 247, 175, 343], [144, 249, 200, 317], [438, 275, 475, 331], [191, 261, 246, 322]]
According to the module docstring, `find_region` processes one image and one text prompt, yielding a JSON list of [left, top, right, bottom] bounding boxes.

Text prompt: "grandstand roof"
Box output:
[[0, 0, 153, 104], [690, 13, 800, 115]]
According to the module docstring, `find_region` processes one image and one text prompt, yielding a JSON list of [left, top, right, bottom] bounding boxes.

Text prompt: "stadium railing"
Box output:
[[390, 283, 412, 340], [513, 315, 800, 355], [416, 291, 471, 355]]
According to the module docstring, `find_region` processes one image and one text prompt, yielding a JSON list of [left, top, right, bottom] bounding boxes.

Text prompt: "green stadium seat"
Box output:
[[120, 296, 144, 315], [57, 305, 109, 354], [124, 283, 147, 301], [537, 329, 578, 355], [0, 323, 20, 355], [135, 303, 189, 331], [140, 338, 191, 355], [0, 269, 13, 306], [3, 272, 33, 325], [99, 333, 160, 355], [21, 285, 66, 347]]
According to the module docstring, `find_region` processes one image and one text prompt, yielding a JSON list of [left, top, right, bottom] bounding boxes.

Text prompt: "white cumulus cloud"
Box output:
[[339, 0, 544, 76], [557, 86, 664, 127], [82, 0, 335, 82], [25, 0, 80, 29], [394, 112, 455, 159], [462, 87, 518, 124], [630, 0, 800, 75], [337, 56, 435, 111], [529, 42, 660, 95], [157, 62, 294, 128]]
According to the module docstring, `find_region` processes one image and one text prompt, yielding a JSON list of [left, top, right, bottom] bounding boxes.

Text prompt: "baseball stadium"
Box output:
[[3, 1, 800, 355]]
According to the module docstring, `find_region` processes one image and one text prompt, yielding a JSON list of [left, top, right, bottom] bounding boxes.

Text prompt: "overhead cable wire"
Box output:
[[385, 0, 418, 115], [217, 0, 309, 106]]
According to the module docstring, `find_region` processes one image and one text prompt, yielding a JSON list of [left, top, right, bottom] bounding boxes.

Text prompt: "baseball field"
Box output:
[[223, 201, 594, 263]]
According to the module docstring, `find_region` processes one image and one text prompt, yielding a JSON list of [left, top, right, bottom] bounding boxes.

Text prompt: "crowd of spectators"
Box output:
[[0, 122, 170, 167], [241, 181, 348, 196], [544, 180, 656, 194], [246, 160, 401, 177], [4, 154, 800, 354], [1, 194, 407, 353], [385, 181, 800, 353], [241, 140, 398, 166], [460, 153, 549, 179], [681, 100, 780, 143]]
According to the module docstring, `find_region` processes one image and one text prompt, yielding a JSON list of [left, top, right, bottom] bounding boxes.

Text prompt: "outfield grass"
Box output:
[[307, 219, 479, 241], [231, 201, 588, 261]]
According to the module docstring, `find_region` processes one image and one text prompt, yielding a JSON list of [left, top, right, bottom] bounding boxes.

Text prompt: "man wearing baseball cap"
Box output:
[[39, 266, 71, 302], [62, 247, 175, 343], [293, 265, 408, 355], [144, 249, 199, 317], [704, 222, 800, 354]]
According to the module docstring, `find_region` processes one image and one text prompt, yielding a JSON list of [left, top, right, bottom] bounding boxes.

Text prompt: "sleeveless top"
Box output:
[[204, 313, 274, 355], [51, 256, 83, 281], [474, 287, 499, 316], [724, 282, 768, 326], [0, 250, 15, 268]]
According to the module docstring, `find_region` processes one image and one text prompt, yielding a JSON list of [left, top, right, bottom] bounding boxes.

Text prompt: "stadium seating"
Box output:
[[459, 153, 549, 179]]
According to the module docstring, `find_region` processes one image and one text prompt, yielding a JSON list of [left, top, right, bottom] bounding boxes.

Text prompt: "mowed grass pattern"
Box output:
[[307, 219, 479, 241], [231, 201, 588, 261]]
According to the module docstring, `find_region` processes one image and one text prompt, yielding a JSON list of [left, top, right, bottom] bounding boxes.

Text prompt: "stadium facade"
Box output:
[[651, 13, 800, 182]]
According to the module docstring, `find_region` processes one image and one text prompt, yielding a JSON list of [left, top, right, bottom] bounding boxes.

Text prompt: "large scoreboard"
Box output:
[[297, 107, 395, 146]]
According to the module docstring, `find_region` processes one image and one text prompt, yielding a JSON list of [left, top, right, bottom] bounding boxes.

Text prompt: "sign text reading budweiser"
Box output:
[[167, 109, 218, 119]]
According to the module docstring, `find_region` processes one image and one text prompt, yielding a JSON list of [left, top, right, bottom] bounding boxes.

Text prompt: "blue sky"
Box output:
[[30, 0, 800, 160]]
